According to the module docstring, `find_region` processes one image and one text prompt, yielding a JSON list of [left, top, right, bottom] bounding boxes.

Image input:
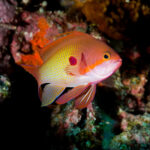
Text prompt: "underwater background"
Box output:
[[0, 0, 150, 149]]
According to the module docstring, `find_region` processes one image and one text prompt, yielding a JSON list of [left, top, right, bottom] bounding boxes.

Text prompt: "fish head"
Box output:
[[80, 40, 122, 84]]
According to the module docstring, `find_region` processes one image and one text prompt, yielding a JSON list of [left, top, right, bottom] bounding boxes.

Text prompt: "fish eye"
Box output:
[[103, 52, 111, 60], [69, 56, 77, 65]]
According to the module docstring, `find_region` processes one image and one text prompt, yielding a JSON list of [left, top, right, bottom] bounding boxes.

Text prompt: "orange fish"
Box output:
[[22, 31, 122, 109]]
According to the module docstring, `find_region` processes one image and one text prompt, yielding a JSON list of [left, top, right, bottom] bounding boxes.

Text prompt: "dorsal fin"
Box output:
[[39, 31, 90, 61]]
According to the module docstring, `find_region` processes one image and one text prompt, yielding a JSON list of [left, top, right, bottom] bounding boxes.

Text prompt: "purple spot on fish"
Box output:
[[69, 56, 77, 65]]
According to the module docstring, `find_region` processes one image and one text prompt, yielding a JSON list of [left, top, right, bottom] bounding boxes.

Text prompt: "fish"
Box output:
[[21, 31, 122, 109]]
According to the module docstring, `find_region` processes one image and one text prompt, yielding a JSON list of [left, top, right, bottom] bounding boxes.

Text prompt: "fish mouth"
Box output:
[[102, 59, 122, 81], [93, 59, 122, 78], [115, 59, 122, 66], [113, 59, 122, 73], [117, 59, 122, 62], [115, 59, 122, 63]]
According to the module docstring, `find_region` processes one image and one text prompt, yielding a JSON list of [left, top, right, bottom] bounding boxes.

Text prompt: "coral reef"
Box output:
[[0, 0, 16, 47], [11, 10, 87, 67], [0, 0, 150, 150], [0, 75, 10, 102], [0, 0, 16, 102], [123, 73, 147, 107], [0, 0, 16, 24], [72, 0, 150, 41], [111, 111, 150, 150]]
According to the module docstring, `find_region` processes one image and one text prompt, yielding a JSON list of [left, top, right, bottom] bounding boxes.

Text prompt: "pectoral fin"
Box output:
[[56, 85, 88, 104], [65, 65, 80, 76], [41, 84, 66, 106], [75, 84, 96, 109], [98, 76, 115, 88]]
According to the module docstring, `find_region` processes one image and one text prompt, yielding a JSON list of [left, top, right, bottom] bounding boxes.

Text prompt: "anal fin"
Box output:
[[98, 76, 115, 88], [75, 84, 96, 109]]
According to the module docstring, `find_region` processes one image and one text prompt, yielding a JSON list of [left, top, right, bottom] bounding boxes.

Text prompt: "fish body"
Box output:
[[22, 31, 122, 109]]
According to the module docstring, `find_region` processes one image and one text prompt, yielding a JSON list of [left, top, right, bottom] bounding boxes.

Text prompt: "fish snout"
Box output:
[[117, 58, 122, 62], [115, 58, 122, 68]]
